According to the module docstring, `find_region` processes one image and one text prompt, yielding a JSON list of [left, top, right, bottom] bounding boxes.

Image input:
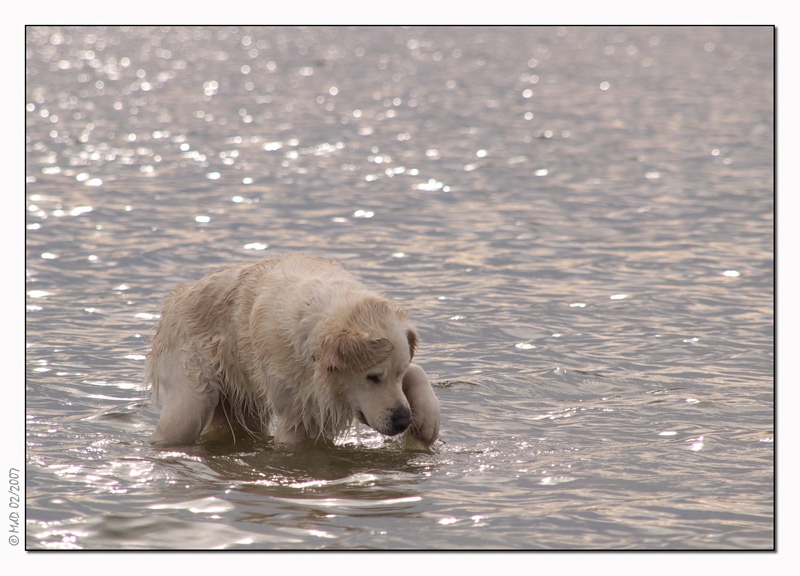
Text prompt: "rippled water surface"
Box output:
[[25, 26, 774, 550]]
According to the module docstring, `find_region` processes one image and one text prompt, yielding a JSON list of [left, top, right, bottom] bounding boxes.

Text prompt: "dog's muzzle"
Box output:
[[386, 405, 412, 436], [356, 406, 413, 436]]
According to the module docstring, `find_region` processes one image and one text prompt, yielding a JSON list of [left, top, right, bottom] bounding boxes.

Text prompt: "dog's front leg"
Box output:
[[401, 363, 440, 447], [274, 420, 311, 445]]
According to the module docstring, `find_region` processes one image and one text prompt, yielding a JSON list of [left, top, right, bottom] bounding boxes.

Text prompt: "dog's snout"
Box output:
[[388, 406, 413, 435]]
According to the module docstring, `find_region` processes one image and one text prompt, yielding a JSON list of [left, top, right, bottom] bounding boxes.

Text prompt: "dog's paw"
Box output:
[[402, 363, 440, 447]]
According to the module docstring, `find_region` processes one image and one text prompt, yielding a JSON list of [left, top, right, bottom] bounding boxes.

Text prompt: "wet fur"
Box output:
[[146, 254, 440, 447]]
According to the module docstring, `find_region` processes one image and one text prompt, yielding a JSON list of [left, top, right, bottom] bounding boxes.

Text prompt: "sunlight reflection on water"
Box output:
[[25, 25, 773, 550]]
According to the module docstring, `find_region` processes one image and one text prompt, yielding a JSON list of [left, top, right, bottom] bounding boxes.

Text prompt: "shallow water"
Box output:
[[25, 26, 773, 550]]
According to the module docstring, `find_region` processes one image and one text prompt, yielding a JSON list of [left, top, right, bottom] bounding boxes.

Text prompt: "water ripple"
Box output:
[[25, 25, 773, 550]]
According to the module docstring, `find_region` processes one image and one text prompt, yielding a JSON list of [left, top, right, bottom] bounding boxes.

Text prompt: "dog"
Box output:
[[145, 254, 440, 448]]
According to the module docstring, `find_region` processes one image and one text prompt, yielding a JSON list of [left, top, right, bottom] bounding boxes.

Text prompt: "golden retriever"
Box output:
[[145, 254, 440, 447]]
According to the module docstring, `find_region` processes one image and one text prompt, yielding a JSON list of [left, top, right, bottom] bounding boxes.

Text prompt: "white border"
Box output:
[[10, 3, 794, 570]]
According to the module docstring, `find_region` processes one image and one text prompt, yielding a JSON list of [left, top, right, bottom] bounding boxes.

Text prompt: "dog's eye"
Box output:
[[366, 374, 381, 384]]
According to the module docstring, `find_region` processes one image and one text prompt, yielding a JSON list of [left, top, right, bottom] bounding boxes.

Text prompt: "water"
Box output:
[[24, 26, 774, 551]]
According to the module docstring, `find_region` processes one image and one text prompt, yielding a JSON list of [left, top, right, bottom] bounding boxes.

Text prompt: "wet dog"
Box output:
[[146, 254, 440, 447]]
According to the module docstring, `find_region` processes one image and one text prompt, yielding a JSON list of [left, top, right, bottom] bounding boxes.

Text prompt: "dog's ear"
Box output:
[[407, 328, 419, 360], [321, 330, 395, 372]]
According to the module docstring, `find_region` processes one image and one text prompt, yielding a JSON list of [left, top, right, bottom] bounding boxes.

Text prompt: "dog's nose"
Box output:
[[389, 406, 413, 435]]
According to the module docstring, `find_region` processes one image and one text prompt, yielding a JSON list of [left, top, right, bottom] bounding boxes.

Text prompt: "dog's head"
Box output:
[[316, 297, 418, 437]]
